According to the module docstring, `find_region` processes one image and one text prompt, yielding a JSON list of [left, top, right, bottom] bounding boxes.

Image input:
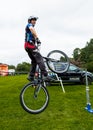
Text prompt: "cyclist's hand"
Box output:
[[37, 43, 41, 51], [36, 38, 41, 45]]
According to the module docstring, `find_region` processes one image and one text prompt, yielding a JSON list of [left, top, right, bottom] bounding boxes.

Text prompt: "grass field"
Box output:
[[0, 75, 93, 130]]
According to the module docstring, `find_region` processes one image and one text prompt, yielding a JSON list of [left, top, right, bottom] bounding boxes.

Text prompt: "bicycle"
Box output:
[[20, 50, 70, 114]]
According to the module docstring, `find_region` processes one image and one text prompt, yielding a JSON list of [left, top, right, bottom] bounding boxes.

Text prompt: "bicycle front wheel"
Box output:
[[20, 82, 49, 114], [46, 50, 70, 73]]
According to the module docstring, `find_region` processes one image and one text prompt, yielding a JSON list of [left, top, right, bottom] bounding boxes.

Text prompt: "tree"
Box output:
[[76, 38, 93, 71], [71, 48, 82, 67], [8, 65, 15, 69], [16, 62, 30, 72], [80, 39, 93, 63], [73, 48, 81, 61], [86, 61, 93, 72], [72, 39, 93, 71]]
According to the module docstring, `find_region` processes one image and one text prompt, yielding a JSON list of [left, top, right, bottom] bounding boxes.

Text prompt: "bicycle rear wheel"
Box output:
[[46, 50, 70, 73], [20, 82, 49, 114]]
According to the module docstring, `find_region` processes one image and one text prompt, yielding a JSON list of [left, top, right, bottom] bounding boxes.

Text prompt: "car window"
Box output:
[[69, 65, 78, 71]]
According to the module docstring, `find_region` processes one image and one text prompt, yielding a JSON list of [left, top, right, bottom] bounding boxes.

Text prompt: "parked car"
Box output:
[[49, 64, 93, 85]]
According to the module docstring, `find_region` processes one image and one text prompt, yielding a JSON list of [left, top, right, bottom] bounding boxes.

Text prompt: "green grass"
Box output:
[[0, 75, 93, 130]]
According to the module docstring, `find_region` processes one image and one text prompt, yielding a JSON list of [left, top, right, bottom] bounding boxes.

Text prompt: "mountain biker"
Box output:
[[24, 16, 51, 81]]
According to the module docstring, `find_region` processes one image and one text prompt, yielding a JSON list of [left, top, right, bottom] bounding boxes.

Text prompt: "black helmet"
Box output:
[[28, 16, 38, 23]]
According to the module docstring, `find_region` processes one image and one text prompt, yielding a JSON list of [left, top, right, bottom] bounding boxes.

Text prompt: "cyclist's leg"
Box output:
[[25, 48, 37, 79], [32, 51, 47, 76], [31, 50, 54, 81], [29, 57, 37, 77]]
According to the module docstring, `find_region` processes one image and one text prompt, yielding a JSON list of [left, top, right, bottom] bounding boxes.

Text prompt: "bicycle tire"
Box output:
[[46, 50, 70, 74], [20, 82, 49, 114]]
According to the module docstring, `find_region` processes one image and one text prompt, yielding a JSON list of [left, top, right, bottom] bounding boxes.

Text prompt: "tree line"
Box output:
[[8, 62, 30, 74], [8, 38, 93, 73], [72, 38, 93, 72]]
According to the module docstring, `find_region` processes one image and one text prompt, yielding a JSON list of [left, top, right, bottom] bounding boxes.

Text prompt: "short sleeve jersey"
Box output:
[[25, 23, 35, 42]]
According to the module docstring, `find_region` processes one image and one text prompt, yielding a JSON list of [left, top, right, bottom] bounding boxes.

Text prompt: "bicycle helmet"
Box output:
[[28, 16, 38, 23]]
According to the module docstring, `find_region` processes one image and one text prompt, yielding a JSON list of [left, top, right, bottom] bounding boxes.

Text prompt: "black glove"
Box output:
[[36, 38, 41, 45]]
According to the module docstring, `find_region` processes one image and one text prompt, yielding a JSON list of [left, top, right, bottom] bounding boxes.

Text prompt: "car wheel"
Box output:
[[82, 77, 92, 85]]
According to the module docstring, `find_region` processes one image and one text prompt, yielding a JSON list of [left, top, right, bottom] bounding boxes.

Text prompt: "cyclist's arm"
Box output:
[[29, 26, 38, 39]]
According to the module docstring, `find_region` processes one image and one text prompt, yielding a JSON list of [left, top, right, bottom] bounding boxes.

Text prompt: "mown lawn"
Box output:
[[0, 75, 93, 130]]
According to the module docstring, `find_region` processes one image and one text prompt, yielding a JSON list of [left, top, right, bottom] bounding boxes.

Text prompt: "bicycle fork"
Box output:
[[34, 84, 42, 98]]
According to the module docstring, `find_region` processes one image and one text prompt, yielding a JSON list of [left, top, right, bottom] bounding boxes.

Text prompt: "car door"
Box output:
[[66, 64, 81, 82]]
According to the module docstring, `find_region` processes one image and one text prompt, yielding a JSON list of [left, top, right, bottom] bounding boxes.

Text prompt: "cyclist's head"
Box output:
[[28, 16, 38, 26]]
